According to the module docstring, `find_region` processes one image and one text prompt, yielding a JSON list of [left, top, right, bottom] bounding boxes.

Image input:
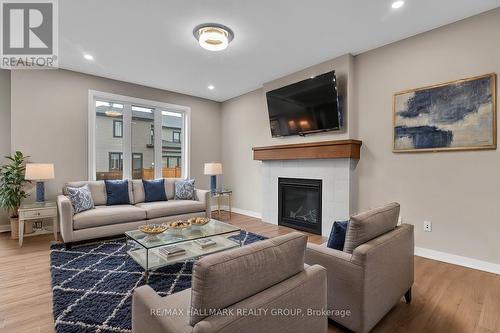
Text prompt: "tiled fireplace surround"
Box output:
[[261, 158, 357, 237]]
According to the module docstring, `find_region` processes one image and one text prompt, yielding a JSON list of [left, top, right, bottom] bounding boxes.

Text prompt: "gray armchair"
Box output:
[[305, 203, 414, 333], [132, 232, 328, 333]]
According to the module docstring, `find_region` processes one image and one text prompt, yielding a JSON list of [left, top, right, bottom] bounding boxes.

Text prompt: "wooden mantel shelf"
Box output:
[[252, 139, 362, 161]]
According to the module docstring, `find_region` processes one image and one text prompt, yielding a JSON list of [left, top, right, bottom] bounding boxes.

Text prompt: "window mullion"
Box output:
[[154, 109, 162, 179], [122, 103, 132, 180]]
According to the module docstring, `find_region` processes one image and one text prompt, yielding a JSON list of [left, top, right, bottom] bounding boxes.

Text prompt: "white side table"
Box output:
[[18, 202, 58, 247]]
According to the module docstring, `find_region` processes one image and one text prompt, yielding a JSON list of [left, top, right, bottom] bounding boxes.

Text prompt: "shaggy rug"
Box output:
[[50, 231, 267, 333]]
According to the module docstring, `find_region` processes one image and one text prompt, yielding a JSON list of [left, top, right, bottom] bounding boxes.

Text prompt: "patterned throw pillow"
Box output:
[[66, 184, 95, 214], [175, 179, 195, 200]]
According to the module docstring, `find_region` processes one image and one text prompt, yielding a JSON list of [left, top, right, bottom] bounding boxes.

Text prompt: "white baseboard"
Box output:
[[210, 205, 262, 219], [0, 224, 11, 233], [415, 247, 500, 275]]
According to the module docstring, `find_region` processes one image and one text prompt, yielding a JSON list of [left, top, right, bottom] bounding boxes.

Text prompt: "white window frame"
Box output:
[[88, 90, 191, 181]]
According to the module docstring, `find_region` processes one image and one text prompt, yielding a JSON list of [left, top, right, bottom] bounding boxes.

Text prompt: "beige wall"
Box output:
[[11, 69, 221, 201], [221, 8, 500, 264], [0, 69, 10, 226]]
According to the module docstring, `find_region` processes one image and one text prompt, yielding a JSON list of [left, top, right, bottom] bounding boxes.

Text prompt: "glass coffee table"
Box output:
[[125, 218, 241, 282]]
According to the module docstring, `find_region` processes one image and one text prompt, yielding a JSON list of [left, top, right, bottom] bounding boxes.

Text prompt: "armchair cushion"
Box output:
[[343, 202, 399, 254], [327, 220, 349, 251]]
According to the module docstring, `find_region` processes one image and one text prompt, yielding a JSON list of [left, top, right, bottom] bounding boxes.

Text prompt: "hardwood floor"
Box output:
[[0, 212, 499, 333]]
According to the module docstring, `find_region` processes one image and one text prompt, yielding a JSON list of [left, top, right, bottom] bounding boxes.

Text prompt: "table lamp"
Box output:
[[25, 163, 55, 202], [204, 163, 222, 192]]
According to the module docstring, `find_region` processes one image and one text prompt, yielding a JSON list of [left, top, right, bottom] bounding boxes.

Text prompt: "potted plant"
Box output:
[[0, 151, 32, 239]]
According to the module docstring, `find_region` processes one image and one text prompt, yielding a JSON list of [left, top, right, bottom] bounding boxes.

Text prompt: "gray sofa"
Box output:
[[305, 203, 414, 333], [57, 178, 210, 247], [132, 232, 328, 333]]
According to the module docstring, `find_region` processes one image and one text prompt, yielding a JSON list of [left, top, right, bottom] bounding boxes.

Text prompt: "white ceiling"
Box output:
[[59, 0, 500, 102]]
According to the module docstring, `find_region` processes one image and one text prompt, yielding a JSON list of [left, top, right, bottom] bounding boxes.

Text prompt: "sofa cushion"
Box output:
[[135, 200, 205, 220], [143, 179, 167, 202], [105, 180, 130, 205], [343, 202, 400, 254], [189, 232, 307, 326], [165, 178, 182, 200], [131, 180, 145, 204], [64, 181, 107, 206], [73, 205, 146, 230], [175, 179, 195, 200], [66, 184, 95, 214]]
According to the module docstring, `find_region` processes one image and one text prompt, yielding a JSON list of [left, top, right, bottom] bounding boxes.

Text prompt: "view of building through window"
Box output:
[[94, 100, 183, 180]]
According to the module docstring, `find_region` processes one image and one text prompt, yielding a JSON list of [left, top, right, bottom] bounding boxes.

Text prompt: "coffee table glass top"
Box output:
[[125, 218, 240, 249]]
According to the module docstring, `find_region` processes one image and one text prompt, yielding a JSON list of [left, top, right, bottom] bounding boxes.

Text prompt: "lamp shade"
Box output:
[[25, 163, 55, 180], [204, 163, 222, 175]]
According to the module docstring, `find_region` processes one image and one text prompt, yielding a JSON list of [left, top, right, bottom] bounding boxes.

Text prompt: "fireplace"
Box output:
[[278, 178, 322, 235]]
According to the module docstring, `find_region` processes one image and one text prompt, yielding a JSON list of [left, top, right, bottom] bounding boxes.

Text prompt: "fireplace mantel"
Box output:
[[252, 139, 362, 161]]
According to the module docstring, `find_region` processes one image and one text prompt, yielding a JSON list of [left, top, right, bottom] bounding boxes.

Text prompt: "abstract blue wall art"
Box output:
[[393, 74, 497, 152]]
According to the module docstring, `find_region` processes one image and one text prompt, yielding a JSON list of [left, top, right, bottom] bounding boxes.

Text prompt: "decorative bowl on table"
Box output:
[[189, 217, 210, 229], [164, 220, 191, 234], [138, 224, 168, 235]]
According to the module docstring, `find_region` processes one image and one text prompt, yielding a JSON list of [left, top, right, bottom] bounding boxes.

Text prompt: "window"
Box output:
[[113, 120, 123, 138], [109, 152, 123, 171], [96, 101, 123, 180], [173, 131, 181, 143], [90, 91, 190, 181]]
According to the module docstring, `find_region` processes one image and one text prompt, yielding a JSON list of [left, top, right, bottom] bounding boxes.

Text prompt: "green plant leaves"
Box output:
[[0, 151, 30, 218]]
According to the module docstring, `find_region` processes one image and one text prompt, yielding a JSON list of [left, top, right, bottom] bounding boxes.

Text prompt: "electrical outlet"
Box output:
[[423, 221, 432, 232]]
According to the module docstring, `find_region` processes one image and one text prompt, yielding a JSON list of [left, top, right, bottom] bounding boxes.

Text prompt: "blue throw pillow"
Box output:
[[175, 179, 195, 200], [66, 184, 94, 213], [105, 180, 130, 205], [143, 179, 167, 202], [327, 220, 350, 251]]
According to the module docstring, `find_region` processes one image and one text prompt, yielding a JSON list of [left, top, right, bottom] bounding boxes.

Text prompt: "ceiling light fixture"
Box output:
[[208, 85, 215, 90], [193, 23, 234, 51], [83, 53, 94, 61], [391, 1, 405, 9]]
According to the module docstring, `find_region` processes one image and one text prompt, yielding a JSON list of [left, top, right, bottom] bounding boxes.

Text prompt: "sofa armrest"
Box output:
[[195, 189, 211, 218], [57, 195, 74, 243], [132, 285, 192, 333]]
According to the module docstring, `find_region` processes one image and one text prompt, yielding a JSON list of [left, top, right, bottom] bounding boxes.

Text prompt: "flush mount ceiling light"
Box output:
[[391, 0, 405, 9], [193, 23, 234, 51], [83, 53, 94, 61]]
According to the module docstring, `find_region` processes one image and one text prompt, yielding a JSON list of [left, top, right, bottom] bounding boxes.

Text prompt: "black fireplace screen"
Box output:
[[278, 178, 322, 235]]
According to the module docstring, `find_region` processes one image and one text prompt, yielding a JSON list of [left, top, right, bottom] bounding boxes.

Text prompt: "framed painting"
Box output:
[[393, 73, 497, 152]]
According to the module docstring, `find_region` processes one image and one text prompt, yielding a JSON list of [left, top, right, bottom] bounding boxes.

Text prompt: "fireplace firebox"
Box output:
[[278, 178, 322, 235]]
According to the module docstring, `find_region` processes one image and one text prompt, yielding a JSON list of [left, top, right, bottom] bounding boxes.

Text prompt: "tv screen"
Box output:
[[266, 70, 340, 137]]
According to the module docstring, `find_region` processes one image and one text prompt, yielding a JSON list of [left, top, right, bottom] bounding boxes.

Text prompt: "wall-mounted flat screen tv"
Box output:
[[266, 70, 340, 137]]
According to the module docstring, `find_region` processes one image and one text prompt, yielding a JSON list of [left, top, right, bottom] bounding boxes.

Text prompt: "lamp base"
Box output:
[[36, 181, 45, 203], [210, 175, 217, 192]]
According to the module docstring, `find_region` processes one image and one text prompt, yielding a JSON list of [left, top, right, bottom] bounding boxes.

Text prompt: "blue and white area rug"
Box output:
[[50, 231, 267, 333]]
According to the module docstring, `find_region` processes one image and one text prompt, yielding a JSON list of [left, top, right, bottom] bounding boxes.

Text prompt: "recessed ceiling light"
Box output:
[[193, 23, 234, 52], [208, 85, 215, 90], [391, 1, 405, 9], [83, 54, 94, 61]]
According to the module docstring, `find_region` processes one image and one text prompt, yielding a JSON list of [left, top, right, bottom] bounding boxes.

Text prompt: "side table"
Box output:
[[211, 189, 232, 220], [18, 202, 58, 247]]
